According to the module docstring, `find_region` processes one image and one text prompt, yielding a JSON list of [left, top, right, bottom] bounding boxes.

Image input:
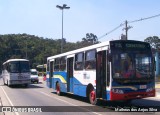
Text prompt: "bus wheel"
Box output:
[[89, 90, 97, 105], [7, 80, 8, 86], [3, 79, 6, 85], [56, 83, 61, 96], [7, 80, 11, 87], [24, 84, 28, 87]]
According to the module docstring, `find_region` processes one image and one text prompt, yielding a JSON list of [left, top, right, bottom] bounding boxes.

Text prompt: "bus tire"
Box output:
[[56, 83, 61, 96], [3, 78, 6, 85], [89, 89, 97, 105], [24, 84, 28, 87], [7, 80, 8, 86], [7, 80, 11, 87]]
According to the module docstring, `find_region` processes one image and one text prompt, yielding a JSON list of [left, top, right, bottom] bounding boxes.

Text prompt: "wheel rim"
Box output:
[[56, 85, 60, 94], [90, 90, 96, 102]]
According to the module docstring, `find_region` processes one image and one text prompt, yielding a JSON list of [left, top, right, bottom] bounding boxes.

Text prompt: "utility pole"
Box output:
[[123, 20, 132, 40], [125, 20, 128, 40], [56, 4, 70, 53], [26, 41, 27, 59]]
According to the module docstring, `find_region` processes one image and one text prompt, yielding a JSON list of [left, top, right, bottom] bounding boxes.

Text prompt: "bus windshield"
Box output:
[[112, 51, 153, 79], [31, 72, 38, 75], [9, 61, 30, 73]]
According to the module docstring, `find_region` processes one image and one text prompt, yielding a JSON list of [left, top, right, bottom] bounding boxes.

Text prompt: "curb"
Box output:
[[0, 97, 2, 106], [155, 84, 160, 89], [156, 92, 160, 97]]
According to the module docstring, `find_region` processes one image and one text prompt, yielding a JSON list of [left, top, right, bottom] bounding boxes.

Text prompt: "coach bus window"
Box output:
[[85, 50, 96, 70], [75, 53, 84, 70], [60, 57, 66, 71], [47, 61, 49, 71], [9, 62, 19, 73], [20, 61, 30, 72], [54, 58, 60, 71], [3, 64, 7, 72]]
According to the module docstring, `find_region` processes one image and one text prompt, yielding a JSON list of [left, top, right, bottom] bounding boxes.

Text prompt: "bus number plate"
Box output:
[[140, 85, 147, 89]]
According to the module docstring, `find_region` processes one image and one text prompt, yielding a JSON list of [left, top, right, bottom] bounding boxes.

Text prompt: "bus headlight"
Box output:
[[146, 88, 153, 92], [112, 89, 124, 94]]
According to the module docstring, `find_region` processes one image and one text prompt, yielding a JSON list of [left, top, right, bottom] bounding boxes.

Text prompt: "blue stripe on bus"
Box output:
[[69, 78, 73, 92], [54, 72, 67, 82], [73, 83, 87, 97], [50, 71, 87, 97], [106, 91, 110, 100]]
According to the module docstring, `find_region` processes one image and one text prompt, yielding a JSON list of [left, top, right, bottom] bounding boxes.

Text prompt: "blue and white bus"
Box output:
[[2, 59, 31, 87], [46, 40, 155, 104]]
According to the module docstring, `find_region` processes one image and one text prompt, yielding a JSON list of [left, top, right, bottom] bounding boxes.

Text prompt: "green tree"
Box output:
[[144, 36, 160, 49], [82, 33, 100, 45], [0, 33, 101, 71]]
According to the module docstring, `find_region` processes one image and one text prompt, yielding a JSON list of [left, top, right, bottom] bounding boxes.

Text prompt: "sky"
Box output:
[[0, 0, 160, 43]]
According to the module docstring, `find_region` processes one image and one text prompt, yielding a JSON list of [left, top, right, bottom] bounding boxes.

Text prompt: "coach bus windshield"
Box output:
[[9, 61, 30, 73]]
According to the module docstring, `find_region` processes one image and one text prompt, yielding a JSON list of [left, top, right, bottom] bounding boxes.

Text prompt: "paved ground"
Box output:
[[156, 82, 160, 88], [156, 82, 160, 98], [0, 76, 160, 107]]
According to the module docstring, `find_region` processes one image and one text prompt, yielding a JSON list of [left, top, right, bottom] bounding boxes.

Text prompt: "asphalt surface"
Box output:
[[0, 76, 160, 115]]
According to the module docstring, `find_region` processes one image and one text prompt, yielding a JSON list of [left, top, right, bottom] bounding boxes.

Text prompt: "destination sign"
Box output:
[[110, 41, 150, 50], [114, 43, 146, 48]]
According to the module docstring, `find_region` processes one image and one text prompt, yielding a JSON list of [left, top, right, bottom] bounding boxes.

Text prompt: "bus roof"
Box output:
[[47, 39, 149, 61], [3, 59, 29, 65], [47, 40, 110, 61]]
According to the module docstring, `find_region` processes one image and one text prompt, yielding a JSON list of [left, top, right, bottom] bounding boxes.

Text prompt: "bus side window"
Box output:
[[74, 52, 84, 70], [54, 58, 60, 71], [47, 61, 49, 72], [60, 56, 66, 71], [85, 50, 96, 70], [85, 60, 96, 70]]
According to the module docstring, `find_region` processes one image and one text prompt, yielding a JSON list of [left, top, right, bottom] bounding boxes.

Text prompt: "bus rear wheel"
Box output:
[[24, 84, 28, 87], [7, 80, 9, 86], [89, 90, 97, 105], [3, 78, 6, 85], [56, 83, 61, 96]]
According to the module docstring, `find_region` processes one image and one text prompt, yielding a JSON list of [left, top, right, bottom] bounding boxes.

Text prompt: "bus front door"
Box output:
[[96, 51, 106, 99], [49, 61, 53, 88], [67, 57, 74, 92]]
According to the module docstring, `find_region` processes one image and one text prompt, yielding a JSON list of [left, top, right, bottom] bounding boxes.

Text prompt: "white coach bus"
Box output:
[[2, 59, 31, 87]]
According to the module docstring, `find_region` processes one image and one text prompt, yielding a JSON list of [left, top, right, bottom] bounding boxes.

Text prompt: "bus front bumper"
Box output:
[[9, 80, 31, 85], [110, 89, 155, 101]]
